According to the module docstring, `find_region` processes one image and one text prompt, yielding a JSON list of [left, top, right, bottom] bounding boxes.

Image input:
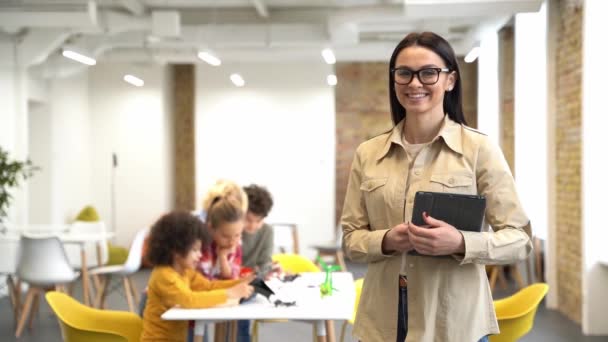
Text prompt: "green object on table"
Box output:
[[75, 205, 128, 266], [316, 256, 340, 297]]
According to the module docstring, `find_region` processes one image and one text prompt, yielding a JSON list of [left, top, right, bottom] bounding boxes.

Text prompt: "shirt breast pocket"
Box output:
[[360, 178, 389, 230], [428, 173, 475, 194]]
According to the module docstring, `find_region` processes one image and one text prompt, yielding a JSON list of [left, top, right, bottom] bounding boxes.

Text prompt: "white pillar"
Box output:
[[582, 0, 608, 335], [0, 40, 29, 224], [477, 31, 500, 143]]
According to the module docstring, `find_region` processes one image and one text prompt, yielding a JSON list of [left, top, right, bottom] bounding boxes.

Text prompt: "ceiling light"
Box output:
[[322, 48, 336, 64], [327, 74, 337, 86], [230, 73, 245, 87], [123, 74, 144, 87], [198, 51, 222, 66], [62, 49, 96, 66], [464, 46, 480, 63]]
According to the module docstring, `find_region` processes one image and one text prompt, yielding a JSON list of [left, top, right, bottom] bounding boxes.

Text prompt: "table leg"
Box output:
[[93, 243, 103, 291], [315, 320, 327, 342], [81, 246, 90, 306], [214, 322, 227, 342], [325, 320, 336, 342]]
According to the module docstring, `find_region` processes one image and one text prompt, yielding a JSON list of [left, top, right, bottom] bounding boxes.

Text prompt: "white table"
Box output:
[[1, 229, 114, 306], [162, 272, 356, 342]]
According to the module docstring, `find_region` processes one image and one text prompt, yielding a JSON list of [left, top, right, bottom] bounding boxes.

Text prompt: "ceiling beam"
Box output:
[[251, 0, 269, 18], [120, 0, 147, 16]]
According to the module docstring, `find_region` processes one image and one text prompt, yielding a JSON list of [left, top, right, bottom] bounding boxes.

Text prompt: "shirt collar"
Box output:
[[375, 115, 463, 161]]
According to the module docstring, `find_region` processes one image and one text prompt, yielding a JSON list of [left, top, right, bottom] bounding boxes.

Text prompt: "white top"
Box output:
[[162, 272, 355, 321]]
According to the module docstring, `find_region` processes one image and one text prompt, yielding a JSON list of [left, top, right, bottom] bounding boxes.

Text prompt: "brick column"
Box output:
[[171, 64, 196, 211], [554, 0, 583, 324]]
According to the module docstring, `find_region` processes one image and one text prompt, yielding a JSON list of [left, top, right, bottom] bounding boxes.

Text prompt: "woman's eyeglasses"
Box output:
[[391, 67, 451, 85]]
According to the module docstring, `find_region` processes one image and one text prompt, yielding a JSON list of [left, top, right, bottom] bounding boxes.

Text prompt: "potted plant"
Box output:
[[0, 147, 38, 226]]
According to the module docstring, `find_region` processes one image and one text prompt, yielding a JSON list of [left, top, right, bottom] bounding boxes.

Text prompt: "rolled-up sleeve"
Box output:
[[341, 148, 392, 263], [458, 138, 533, 265]]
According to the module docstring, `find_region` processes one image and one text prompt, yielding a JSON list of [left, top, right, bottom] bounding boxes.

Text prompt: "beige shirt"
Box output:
[[341, 115, 532, 342]]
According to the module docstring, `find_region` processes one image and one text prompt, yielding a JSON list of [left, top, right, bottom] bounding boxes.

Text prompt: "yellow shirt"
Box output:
[[141, 266, 240, 341], [341, 115, 532, 342]]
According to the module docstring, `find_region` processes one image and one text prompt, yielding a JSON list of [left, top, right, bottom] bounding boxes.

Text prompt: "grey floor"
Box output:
[[1, 262, 607, 342]]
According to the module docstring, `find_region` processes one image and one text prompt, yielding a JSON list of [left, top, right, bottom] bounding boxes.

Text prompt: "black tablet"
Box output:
[[411, 191, 486, 232]]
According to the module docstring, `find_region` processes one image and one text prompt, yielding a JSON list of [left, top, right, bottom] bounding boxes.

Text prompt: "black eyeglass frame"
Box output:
[[391, 67, 451, 85]]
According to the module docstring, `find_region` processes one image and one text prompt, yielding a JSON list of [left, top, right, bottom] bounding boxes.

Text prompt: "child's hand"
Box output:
[[216, 245, 235, 258], [227, 282, 254, 299], [240, 273, 256, 284]]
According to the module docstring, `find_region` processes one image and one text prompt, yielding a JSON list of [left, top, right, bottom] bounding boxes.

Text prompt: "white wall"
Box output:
[[196, 62, 335, 258], [477, 31, 500, 143], [28, 101, 52, 223], [582, 0, 608, 335], [514, 6, 548, 240], [47, 71, 93, 224], [89, 63, 173, 247]]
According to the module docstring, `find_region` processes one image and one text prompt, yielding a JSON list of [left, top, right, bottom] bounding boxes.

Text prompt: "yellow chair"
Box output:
[[490, 283, 549, 342], [45, 291, 142, 342], [339, 278, 363, 342], [252, 254, 321, 342], [271, 253, 321, 273]]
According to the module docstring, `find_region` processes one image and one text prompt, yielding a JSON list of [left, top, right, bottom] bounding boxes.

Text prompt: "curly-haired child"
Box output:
[[141, 211, 254, 341]]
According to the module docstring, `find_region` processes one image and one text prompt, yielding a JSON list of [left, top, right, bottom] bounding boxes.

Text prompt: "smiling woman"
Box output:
[[340, 31, 532, 342]]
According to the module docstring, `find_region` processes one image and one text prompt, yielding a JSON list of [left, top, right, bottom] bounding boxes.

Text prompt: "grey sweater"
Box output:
[[241, 223, 274, 274]]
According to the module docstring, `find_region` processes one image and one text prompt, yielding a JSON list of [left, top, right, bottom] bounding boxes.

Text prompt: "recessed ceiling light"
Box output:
[[464, 46, 480, 63], [62, 49, 96, 66], [230, 73, 245, 87], [197, 51, 222, 66], [327, 74, 337, 86], [123, 74, 144, 87], [322, 48, 336, 64]]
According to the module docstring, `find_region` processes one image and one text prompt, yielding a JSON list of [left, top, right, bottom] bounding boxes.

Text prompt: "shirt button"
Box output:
[[448, 177, 455, 184], [414, 170, 420, 176]]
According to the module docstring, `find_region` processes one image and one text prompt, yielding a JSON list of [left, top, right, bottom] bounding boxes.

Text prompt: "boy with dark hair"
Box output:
[[242, 184, 275, 276]]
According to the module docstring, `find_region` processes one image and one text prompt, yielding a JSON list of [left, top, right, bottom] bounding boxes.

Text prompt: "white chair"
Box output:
[[271, 223, 299, 254], [15, 234, 79, 337], [89, 227, 148, 312]]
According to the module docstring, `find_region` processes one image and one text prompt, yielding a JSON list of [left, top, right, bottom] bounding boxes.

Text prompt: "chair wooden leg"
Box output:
[[229, 321, 237, 342], [67, 281, 75, 296], [251, 320, 259, 342], [335, 251, 348, 272], [128, 276, 140, 306], [7, 275, 19, 326], [214, 322, 227, 342], [488, 266, 498, 291], [28, 291, 40, 331], [15, 287, 37, 337], [511, 264, 526, 289], [325, 320, 335, 342], [338, 321, 347, 342], [123, 276, 135, 312], [97, 275, 111, 309]]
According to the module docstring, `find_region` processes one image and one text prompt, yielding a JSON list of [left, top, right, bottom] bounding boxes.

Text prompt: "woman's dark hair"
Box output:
[[244, 184, 274, 218], [388, 31, 466, 126], [147, 211, 205, 266]]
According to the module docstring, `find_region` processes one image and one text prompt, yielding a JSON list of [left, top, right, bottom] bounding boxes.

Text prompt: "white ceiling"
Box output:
[[0, 0, 543, 74]]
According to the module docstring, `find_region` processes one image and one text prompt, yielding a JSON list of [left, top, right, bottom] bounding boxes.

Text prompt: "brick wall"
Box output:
[[554, 0, 583, 324], [334, 60, 478, 226], [498, 26, 515, 174], [171, 64, 196, 211], [335, 62, 392, 225]]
